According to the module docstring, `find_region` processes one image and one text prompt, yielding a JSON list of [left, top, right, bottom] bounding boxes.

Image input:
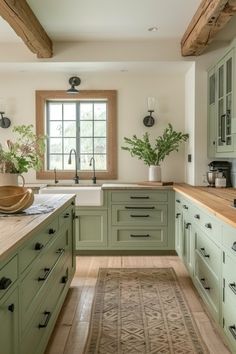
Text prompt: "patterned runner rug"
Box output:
[[84, 268, 209, 354]]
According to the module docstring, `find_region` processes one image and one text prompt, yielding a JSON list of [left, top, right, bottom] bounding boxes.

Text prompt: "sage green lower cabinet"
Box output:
[[0, 287, 18, 354], [75, 208, 107, 249], [0, 199, 75, 354], [108, 190, 175, 250]]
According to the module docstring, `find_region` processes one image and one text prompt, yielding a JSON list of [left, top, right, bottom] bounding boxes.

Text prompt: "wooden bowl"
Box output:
[[0, 186, 29, 207], [0, 186, 34, 213]]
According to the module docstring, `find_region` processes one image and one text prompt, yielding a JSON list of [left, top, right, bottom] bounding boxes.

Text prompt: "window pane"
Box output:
[[94, 138, 106, 153], [64, 121, 76, 137], [49, 155, 62, 170], [49, 138, 62, 153], [80, 155, 93, 170], [94, 103, 106, 120], [80, 121, 93, 137], [94, 121, 106, 137], [95, 155, 107, 170], [80, 138, 93, 153], [64, 154, 75, 170], [49, 103, 62, 121], [64, 103, 76, 120], [49, 122, 62, 137], [64, 138, 76, 153], [80, 103, 93, 120]]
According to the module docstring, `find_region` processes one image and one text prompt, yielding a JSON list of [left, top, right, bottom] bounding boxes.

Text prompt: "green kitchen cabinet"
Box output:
[[75, 208, 107, 250], [175, 196, 183, 257], [207, 45, 236, 158], [108, 189, 175, 250], [0, 287, 18, 354]]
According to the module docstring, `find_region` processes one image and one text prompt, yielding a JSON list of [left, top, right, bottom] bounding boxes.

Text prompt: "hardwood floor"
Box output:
[[45, 256, 231, 354]]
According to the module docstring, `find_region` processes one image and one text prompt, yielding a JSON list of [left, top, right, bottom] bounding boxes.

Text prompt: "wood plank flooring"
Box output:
[[45, 256, 231, 354]]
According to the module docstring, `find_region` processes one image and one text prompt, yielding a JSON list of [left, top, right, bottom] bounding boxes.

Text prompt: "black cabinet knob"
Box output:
[[8, 304, 14, 312], [63, 213, 70, 219], [48, 228, 56, 235], [0, 277, 12, 290], [61, 275, 68, 284], [194, 214, 200, 219], [205, 223, 212, 229], [35, 242, 44, 251]]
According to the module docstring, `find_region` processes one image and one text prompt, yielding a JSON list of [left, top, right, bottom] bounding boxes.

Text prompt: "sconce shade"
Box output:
[[67, 76, 81, 93]]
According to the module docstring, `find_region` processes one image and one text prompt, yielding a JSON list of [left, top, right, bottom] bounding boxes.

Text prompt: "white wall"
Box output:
[[0, 71, 186, 183]]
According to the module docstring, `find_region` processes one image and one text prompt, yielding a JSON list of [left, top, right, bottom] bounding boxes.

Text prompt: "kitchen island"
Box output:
[[0, 194, 75, 354]]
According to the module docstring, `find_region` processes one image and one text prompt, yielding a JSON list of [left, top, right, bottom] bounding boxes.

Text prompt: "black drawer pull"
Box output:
[[56, 248, 65, 255], [34, 242, 44, 251], [200, 247, 210, 258], [8, 304, 14, 313], [183, 205, 188, 210], [38, 268, 51, 281], [61, 275, 68, 284], [194, 214, 200, 219], [71, 201, 75, 206], [232, 242, 236, 252], [130, 214, 150, 218], [48, 228, 56, 235], [185, 222, 191, 229], [0, 277, 12, 290], [130, 234, 150, 238], [229, 283, 236, 295], [229, 325, 236, 340], [125, 206, 155, 210], [176, 199, 181, 203], [38, 311, 51, 329], [130, 196, 150, 199], [63, 213, 70, 218], [205, 223, 212, 229], [176, 213, 181, 219], [200, 278, 210, 290]]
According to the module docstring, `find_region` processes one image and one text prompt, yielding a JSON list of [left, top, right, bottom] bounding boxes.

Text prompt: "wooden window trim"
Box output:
[[36, 90, 117, 180]]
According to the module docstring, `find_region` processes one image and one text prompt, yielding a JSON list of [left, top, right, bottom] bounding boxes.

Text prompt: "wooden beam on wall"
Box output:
[[181, 0, 236, 56], [0, 0, 53, 58]]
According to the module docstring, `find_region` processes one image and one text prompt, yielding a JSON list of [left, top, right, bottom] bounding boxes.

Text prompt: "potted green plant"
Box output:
[[0, 124, 45, 185], [122, 123, 188, 181]]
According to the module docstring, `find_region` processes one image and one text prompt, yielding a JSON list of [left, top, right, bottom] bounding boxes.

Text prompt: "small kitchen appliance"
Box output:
[[207, 161, 232, 187]]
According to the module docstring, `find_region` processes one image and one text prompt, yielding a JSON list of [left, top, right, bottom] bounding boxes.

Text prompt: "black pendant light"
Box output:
[[67, 76, 81, 93]]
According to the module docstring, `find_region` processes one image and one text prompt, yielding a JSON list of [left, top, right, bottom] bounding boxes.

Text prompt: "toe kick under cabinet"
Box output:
[[0, 196, 75, 354], [108, 189, 175, 250]]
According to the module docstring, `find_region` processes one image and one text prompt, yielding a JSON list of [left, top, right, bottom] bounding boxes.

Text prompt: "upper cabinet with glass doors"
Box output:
[[208, 47, 236, 158]]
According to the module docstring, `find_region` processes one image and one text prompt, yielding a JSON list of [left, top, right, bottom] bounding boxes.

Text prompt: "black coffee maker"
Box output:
[[208, 161, 232, 187]]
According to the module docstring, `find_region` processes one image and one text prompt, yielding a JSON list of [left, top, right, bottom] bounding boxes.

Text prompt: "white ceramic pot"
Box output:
[[0, 173, 25, 186], [148, 165, 161, 182]]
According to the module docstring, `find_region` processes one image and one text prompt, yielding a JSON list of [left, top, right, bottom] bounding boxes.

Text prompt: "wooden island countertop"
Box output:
[[174, 184, 236, 228], [0, 193, 74, 261]]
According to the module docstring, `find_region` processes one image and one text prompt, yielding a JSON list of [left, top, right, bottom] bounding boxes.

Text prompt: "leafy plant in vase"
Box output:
[[122, 123, 189, 182], [0, 124, 45, 186]]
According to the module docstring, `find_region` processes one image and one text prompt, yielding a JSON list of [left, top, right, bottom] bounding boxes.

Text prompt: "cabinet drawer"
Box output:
[[192, 205, 221, 244], [20, 230, 70, 333], [111, 227, 168, 248], [59, 204, 74, 229], [223, 303, 236, 352], [0, 256, 18, 300], [110, 191, 168, 203], [19, 218, 59, 273], [194, 253, 220, 320], [111, 204, 167, 226], [196, 231, 221, 276], [223, 253, 236, 304], [20, 257, 70, 354]]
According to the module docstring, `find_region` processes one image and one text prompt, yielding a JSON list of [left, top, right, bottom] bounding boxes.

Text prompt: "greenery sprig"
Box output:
[[122, 123, 188, 166], [0, 124, 46, 174]]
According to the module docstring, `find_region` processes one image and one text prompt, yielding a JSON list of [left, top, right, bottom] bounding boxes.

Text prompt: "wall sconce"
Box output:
[[143, 97, 156, 127], [0, 101, 11, 128], [67, 76, 81, 93]]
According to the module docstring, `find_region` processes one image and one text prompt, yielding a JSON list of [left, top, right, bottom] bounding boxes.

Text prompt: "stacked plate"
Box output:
[[0, 186, 34, 214]]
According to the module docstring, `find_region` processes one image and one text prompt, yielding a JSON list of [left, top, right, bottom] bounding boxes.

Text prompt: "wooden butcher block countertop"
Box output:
[[174, 184, 236, 228], [0, 194, 74, 261]]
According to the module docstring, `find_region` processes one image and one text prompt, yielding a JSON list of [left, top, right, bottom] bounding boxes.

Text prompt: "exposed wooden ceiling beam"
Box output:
[[0, 0, 53, 58], [181, 0, 236, 56]]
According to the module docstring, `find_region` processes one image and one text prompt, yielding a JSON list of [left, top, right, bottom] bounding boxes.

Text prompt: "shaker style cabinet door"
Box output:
[[207, 67, 217, 158], [216, 49, 234, 154]]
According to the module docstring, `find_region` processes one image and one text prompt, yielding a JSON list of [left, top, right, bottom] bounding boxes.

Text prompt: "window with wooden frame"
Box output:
[[36, 90, 117, 180]]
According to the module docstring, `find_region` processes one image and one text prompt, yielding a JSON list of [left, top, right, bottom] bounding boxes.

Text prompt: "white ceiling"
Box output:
[[0, 0, 202, 42]]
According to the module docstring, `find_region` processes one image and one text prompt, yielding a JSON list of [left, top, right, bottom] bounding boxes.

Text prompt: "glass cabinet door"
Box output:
[[216, 50, 234, 153], [207, 68, 216, 157]]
